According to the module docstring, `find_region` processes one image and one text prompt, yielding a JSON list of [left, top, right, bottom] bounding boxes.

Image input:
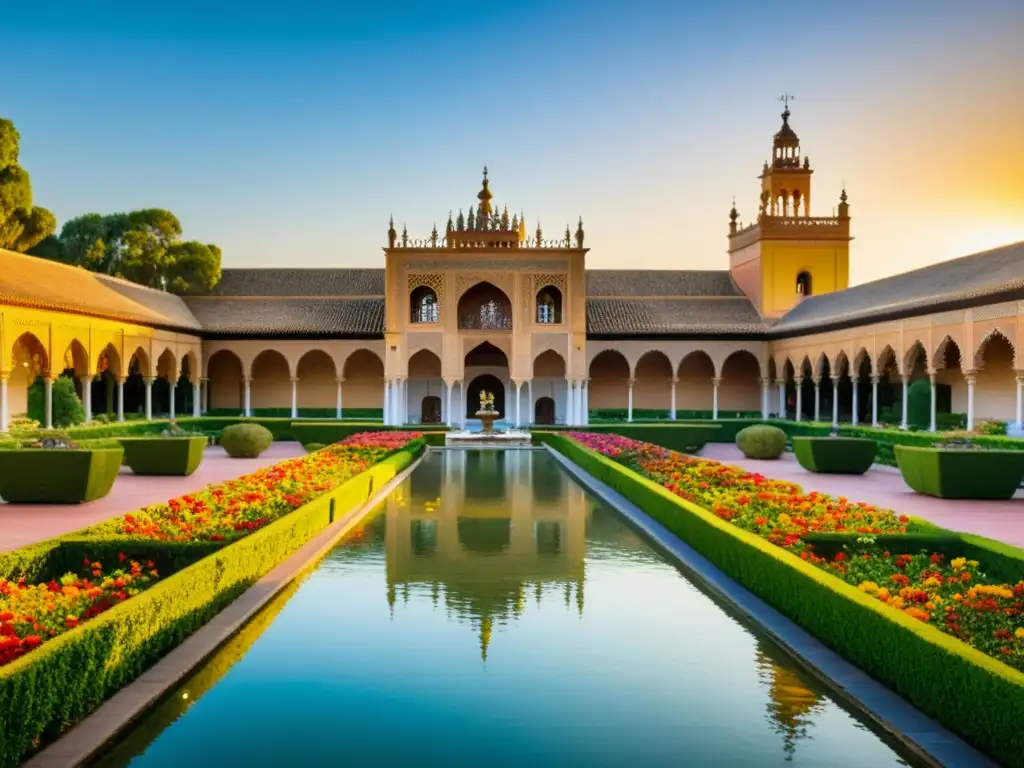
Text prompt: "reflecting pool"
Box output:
[[96, 450, 915, 767]]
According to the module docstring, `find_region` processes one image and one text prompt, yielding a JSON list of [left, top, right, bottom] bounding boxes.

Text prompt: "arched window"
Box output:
[[536, 286, 562, 324], [796, 271, 812, 297], [410, 286, 439, 324]]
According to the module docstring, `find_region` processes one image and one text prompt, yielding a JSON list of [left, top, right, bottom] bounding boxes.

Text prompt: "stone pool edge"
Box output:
[[24, 451, 426, 768], [545, 445, 995, 768]]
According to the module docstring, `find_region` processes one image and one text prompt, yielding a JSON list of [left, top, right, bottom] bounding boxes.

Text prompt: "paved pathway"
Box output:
[[701, 444, 1024, 549], [0, 443, 306, 553]]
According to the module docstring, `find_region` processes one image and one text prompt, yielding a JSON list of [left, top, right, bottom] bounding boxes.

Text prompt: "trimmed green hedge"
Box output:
[[0, 447, 124, 503], [895, 446, 1024, 500], [542, 434, 1024, 765], [792, 436, 877, 474], [0, 441, 424, 768], [735, 424, 786, 459], [117, 436, 207, 476]]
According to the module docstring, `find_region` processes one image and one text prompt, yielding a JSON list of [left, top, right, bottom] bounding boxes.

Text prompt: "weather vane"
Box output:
[[483, 165, 488, 180], [778, 92, 795, 109]]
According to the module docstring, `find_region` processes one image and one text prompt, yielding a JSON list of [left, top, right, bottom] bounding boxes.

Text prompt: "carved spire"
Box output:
[[401, 223, 408, 247], [729, 198, 739, 235], [467, 205, 475, 232], [535, 221, 542, 245], [500, 204, 510, 231], [430, 222, 438, 247], [387, 215, 397, 248], [456, 208, 465, 232], [446, 210, 454, 236], [564, 224, 571, 247], [519, 211, 527, 242], [575, 216, 585, 248], [838, 187, 850, 219], [477, 166, 493, 217]]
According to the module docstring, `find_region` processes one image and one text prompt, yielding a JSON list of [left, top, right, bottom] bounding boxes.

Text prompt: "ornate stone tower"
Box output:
[[728, 96, 852, 318]]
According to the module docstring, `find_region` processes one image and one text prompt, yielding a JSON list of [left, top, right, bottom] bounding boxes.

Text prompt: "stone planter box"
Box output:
[[0, 447, 124, 503], [792, 436, 876, 475], [895, 445, 1024, 500], [117, 436, 207, 476]]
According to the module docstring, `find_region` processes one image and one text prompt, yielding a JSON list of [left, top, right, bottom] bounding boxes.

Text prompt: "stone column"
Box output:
[[831, 376, 839, 429], [777, 379, 786, 420], [336, 377, 344, 420], [761, 378, 770, 420], [527, 380, 533, 426], [143, 377, 153, 420], [900, 375, 909, 430], [626, 378, 634, 423], [712, 377, 721, 420], [1016, 374, 1024, 429], [244, 376, 252, 417], [44, 376, 53, 428], [669, 377, 677, 420], [444, 379, 453, 427], [0, 372, 8, 433], [851, 377, 859, 426], [929, 373, 937, 432], [83, 376, 93, 422], [290, 377, 299, 419], [871, 375, 880, 427], [582, 379, 589, 426], [460, 380, 466, 428], [192, 381, 201, 418], [794, 376, 803, 422], [383, 379, 392, 426], [514, 381, 522, 427], [568, 379, 578, 427], [201, 377, 210, 414], [965, 372, 977, 431], [812, 377, 821, 422], [117, 377, 125, 422]]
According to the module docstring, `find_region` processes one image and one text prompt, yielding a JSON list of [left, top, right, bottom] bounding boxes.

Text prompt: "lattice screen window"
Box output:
[[533, 273, 568, 324], [408, 273, 444, 324]]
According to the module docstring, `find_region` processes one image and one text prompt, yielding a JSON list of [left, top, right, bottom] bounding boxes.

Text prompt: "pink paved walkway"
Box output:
[[701, 444, 1024, 549], [0, 442, 306, 553]]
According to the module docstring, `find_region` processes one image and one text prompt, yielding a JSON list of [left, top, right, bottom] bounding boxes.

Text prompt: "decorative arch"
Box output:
[[250, 349, 291, 410], [466, 374, 505, 419], [156, 348, 178, 382], [458, 282, 512, 331], [852, 348, 871, 378], [61, 339, 90, 378], [902, 340, 928, 377], [832, 350, 850, 379], [974, 329, 1015, 371], [875, 345, 898, 378], [296, 349, 338, 409], [719, 350, 762, 412], [464, 340, 509, 368], [933, 335, 962, 372], [410, 285, 439, 324], [207, 349, 245, 411], [181, 350, 200, 385], [588, 350, 630, 411], [97, 343, 123, 381], [8, 332, 49, 421], [128, 346, 151, 379], [633, 350, 673, 411], [972, 330, 1016, 423], [408, 349, 442, 378], [677, 350, 715, 411], [813, 352, 830, 380], [342, 348, 384, 410], [533, 349, 566, 378], [535, 285, 563, 324]]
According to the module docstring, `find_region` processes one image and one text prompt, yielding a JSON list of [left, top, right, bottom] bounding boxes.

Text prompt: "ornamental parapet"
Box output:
[[728, 215, 850, 250]]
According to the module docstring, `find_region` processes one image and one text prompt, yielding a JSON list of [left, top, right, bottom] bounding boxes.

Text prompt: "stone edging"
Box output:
[[25, 451, 425, 768], [545, 445, 995, 768]]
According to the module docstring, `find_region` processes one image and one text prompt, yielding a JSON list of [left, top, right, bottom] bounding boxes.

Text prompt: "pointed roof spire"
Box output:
[[477, 165, 493, 216], [519, 211, 527, 242]]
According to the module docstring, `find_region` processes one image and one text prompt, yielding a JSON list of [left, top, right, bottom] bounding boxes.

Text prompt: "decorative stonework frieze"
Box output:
[[970, 302, 1019, 321], [413, 259, 568, 271]]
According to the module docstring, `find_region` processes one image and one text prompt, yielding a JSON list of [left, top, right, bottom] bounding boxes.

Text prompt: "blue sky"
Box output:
[[5, 1, 1023, 282]]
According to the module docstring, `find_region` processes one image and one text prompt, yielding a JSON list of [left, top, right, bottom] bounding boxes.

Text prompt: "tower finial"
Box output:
[[778, 91, 794, 119], [477, 166, 493, 216]]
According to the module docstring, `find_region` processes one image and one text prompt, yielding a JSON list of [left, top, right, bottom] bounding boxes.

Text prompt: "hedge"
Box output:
[[588, 409, 759, 422], [204, 407, 383, 420], [791, 436, 876, 474], [895, 445, 1024, 500], [0, 447, 124, 503], [540, 434, 1024, 766], [117, 436, 207, 476], [0, 440, 424, 768]]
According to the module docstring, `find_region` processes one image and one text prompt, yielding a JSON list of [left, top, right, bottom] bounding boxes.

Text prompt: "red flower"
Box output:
[[64, 616, 79, 628]]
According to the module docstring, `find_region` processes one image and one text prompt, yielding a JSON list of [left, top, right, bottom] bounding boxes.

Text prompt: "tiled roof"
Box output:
[[587, 297, 765, 335], [184, 297, 384, 335], [773, 241, 1024, 333], [209, 268, 385, 297], [0, 248, 201, 330], [586, 269, 742, 297]]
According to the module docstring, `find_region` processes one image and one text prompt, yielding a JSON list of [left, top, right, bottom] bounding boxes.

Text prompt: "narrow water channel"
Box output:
[[95, 449, 915, 767]]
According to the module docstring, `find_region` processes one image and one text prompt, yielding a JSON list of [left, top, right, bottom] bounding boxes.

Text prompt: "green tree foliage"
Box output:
[[27, 376, 86, 427], [30, 207, 221, 294], [906, 378, 931, 429], [0, 119, 56, 252]]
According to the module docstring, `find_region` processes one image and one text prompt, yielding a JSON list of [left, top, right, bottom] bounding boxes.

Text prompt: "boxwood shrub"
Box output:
[[542, 434, 1024, 765], [895, 445, 1024, 500], [792, 436, 877, 474], [220, 423, 274, 458], [0, 442, 423, 768], [0, 447, 123, 503], [117, 436, 207, 476]]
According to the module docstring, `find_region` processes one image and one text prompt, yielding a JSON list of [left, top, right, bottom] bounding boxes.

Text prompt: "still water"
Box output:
[[96, 450, 914, 767]]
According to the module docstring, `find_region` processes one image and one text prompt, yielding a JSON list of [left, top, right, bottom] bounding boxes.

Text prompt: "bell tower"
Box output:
[[728, 95, 852, 318]]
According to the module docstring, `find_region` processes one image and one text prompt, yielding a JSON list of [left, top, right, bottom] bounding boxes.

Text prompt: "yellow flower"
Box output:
[[923, 577, 941, 588], [974, 585, 1015, 600], [858, 581, 879, 593], [1015, 628, 1024, 640], [953, 593, 963, 602], [889, 597, 905, 609], [967, 560, 979, 568], [950, 557, 967, 571], [778, 513, 791, 525]]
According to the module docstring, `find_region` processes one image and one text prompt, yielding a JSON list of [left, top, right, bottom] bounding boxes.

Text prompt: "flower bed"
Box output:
[[566, 431, 1024, 672], [567, 432, 913, 544], [0, 431, 422, 669]]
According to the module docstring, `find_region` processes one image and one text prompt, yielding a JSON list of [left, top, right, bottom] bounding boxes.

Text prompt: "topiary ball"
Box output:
[[220, 423, 274, 458], [304, 442, 327, 453], [735, 424, 787, 460]]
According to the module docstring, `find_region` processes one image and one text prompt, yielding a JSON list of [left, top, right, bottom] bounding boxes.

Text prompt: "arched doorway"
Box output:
[[421, 395, 442, 424], [535, 396, 556, 425], [466, 374, 505, 419]]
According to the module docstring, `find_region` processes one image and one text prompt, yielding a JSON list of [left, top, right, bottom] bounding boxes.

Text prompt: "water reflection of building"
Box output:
[[755, 645, 826, 761], [384, 451, 589, 659]]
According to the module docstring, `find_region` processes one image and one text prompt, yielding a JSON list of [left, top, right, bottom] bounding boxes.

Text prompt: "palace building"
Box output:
[[1, 106, 1023, 432]]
